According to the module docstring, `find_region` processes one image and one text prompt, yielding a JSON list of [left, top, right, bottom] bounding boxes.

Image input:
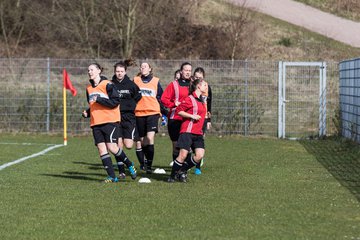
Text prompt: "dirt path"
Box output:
[[228, 0, 360, 48]]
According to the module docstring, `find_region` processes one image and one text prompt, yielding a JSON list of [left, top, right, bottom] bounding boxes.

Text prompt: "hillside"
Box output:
[[196, 0, 360, 61], [294, 0, 360, 22], [0, 0, 359, 61]]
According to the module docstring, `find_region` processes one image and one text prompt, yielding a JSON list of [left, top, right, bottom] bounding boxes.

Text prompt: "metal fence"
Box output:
[[0, 58, 339, 137], [339, 57, 360, 142]]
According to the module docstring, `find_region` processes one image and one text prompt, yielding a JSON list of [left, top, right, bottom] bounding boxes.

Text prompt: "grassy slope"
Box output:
[[197, 0, 360, 61], [294, 0, 360, 22], [0, 134, 359, 239]]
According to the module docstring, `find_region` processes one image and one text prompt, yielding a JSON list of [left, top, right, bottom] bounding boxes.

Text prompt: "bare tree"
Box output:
[[109, 0, 139, 58], [0, 0, 26, 58], [223, 1, 253, 62]]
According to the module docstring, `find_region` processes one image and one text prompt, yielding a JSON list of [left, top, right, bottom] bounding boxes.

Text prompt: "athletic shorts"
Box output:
[[119, 112, 139, 141], [92, 122, 119, 145], [176, 133, 205, 151], [136, 114, 160, 138], [167, 119, 182, 141]]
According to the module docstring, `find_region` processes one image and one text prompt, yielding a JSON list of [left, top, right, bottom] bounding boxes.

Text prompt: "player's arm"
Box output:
[[161, 83, 176, 109], [96, 83, 121, 108]]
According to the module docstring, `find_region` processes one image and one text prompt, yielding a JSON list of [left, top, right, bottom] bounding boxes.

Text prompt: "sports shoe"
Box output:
[[118, 173, 126, 179], [167, 177, 175, 183], [104, 176, 119, 183], [146, 166, 152, 174], [194, 168, 202, 175], [169, 161, 174, 167], [178, 172, 187, 183], [128, 164, 137, 180]]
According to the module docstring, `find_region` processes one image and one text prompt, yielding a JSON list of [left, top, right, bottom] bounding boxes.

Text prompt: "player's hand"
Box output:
[[161, 114, 167, 126], [82, 110, 88, 118], [175, 100, 181, 106], [191, 114, 201, 121]]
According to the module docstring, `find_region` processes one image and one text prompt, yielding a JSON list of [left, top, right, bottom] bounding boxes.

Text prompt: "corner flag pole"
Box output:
[[63, 80, 68, 146], [62, 68, 77, 146]]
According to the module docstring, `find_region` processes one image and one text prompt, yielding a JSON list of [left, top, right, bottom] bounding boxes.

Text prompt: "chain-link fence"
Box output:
[[339, 57, 360, 143], [0, 58, 339, 137]]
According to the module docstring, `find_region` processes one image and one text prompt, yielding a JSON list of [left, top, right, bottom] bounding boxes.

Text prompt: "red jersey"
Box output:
[[176, 92, 206, 135], [161, 79, 190, 120]]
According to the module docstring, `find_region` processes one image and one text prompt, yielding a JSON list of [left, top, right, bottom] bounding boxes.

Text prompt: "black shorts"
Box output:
[[176, 133, 205, 151], [167, 119, 182, 141], [119, 112, 139, 140], [92, 122, 119, 145], [136, 114, 160, 138]]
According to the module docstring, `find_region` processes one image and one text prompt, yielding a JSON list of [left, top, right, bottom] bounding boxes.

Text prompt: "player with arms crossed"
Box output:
[[82, 63, 137, 183]]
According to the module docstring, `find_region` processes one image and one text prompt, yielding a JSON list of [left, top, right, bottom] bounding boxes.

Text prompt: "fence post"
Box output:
[[244, 60, 249, 136], [46, 57, 50, 132]]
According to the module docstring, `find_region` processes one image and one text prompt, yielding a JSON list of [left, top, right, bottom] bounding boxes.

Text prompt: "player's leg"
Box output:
[[93, 126, 117, 182], [168, 133, 191, 183], [142, 114, 159, 174]]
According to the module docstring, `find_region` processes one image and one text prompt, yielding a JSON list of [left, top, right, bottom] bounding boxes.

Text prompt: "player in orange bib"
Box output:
[[82, 63, 137, 183], [134, 62, 167, 174]]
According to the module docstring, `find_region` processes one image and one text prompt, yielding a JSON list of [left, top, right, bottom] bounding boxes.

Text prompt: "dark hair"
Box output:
[[89, 63, 104, 73], [174, 69, 181, 80], [194, 67, 205, 78], [114, 58, 137, 72], [189, 77, 202, 95], [180, 62, 192, 71]]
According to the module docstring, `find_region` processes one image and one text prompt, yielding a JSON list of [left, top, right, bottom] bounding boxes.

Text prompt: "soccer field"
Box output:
[[0, 134, 359, 239]]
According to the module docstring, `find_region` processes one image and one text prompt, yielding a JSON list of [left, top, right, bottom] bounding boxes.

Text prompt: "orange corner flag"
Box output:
[[63, 68, 77, 96]]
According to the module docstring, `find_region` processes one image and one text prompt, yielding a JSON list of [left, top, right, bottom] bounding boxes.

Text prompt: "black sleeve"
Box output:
[[96, 83, 121, 108], [207, 85, 212, 114], [157, 82, 168, 115], [133, 83, 142, 103]]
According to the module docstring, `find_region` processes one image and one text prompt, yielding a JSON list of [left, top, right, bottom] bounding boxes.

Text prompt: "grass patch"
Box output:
[[0, 134, 359, 239]]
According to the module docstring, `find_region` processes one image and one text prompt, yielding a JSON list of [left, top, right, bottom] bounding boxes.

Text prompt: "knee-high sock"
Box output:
[[114, 149, 132, 168], [101, 153, 116, 178], [144, 144, 154, 168], [172, 151, 179, 162], [182, 155, 197, 172], [170, 160, 183, 178], [195, 159, 201, 169], [136, 147, 145, 166]]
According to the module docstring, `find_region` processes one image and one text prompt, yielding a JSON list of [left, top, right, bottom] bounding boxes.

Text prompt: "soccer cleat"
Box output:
[[167, 177, 175, 183], [146, 166, 152, 174], [194, 168, 202, 175], [178, 172, 187, 183], [104, 176, 119, 183], [128, 164, 137, 180], [169, 161, 174, 167], [118, 173, 126, 179]]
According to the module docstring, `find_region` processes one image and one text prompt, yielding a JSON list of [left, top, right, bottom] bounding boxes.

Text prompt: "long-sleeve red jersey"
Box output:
[[176, 92, 206, 135], [161, 79, 190, 121]]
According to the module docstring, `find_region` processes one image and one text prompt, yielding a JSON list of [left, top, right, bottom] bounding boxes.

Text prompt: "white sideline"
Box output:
[[0, 144, 63, 171]]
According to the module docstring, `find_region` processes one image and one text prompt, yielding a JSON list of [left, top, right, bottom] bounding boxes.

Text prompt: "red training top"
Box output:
[[161, 79, 190, 121], [176, 92, 206, 135]]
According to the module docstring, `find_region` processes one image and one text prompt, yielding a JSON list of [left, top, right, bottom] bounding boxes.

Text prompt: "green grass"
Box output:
[[0, 134, 359, 239], [294, 0, 360, 22]]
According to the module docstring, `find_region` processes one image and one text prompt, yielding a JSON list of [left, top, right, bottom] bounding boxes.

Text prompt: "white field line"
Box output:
[[0, 142, 56, 146], [0, 144, 63, 171]]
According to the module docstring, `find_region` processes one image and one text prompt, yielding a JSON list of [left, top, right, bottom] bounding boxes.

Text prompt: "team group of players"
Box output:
[[82, 61, 212, 183]]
